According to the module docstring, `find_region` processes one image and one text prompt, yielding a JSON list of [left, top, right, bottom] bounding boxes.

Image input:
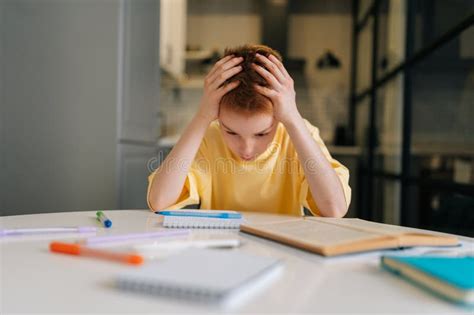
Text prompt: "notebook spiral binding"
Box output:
[[162, 217, 243, 229], [116, 278, 224, 302]]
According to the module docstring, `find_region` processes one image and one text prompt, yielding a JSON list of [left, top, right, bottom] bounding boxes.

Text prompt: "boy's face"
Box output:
[[218, 106, 278, 162]]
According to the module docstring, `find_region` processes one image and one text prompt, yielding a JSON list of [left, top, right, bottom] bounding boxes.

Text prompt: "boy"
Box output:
[[147, 44, 351, 217]]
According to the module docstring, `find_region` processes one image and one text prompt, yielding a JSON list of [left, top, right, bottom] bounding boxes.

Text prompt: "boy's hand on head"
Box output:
[[252, 54, 301, 126], [197, 55, 243, 124]]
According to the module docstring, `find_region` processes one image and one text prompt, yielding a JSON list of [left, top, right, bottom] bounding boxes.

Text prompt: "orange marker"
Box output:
[[50, 242, 144, 265]]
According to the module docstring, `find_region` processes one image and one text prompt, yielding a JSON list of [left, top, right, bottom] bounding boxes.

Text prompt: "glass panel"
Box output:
[[410, 31, 474, 181], [368, 74, 404, 224], [373, 178, 402, 225], [413, 0, 474, 53], [355, 97, 371, 148], [356, 19, 373, 93], [377, 0, 407, 77], [358, 0, 374, 22], [355, 97, 371, 219], [376, 0, 473, 78], [374, 74, 404, 174], [417, 188, 474, 237]]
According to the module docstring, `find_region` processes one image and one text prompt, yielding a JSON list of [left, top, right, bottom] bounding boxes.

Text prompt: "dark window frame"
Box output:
[[349, 0, 474, 226]]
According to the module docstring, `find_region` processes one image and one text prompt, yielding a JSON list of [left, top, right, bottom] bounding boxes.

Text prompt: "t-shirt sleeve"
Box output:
[[299, 122, 352, 216], [146, 141, 211, 211]]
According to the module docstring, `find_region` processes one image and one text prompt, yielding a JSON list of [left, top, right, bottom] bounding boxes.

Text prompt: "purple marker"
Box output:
[[81, 230, 190, 245], [0, 226, 97, 237]]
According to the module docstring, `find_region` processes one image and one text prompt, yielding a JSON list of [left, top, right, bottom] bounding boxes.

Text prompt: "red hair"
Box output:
[[220, 44, 282, 115]]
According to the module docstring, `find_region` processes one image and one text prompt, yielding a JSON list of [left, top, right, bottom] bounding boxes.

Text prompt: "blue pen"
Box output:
[[96, 211, 112, 228], [156, 210, 242, 219]]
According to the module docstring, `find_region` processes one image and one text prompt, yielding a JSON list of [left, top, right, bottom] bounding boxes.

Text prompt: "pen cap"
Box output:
[[126, 255, 144, 265], [50, 242, 81, 255]]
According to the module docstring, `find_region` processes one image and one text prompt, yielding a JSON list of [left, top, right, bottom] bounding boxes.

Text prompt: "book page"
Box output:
[[242, 212, 301, 225], [247, 219, 383, 247], [306, 217, 419, 236]]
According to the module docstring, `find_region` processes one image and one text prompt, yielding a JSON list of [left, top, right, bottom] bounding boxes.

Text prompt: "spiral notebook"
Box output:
[[115, 248, 282, 308], [157, 209, 243, 229]]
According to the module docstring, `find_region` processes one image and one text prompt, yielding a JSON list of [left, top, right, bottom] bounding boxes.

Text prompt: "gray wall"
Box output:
[[1, 0, 120, 215]]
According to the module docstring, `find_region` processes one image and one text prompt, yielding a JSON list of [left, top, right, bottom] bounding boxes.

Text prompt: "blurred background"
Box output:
[[0, 0, 473, 236]]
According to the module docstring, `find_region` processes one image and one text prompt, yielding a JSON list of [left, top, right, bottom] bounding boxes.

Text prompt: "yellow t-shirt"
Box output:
[[147, 119, 351, 216]]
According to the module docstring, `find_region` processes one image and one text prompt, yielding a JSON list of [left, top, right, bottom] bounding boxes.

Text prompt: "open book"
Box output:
[[240, 216, 459, 256]]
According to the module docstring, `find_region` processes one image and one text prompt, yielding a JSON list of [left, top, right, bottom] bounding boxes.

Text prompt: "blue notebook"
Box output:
[[381, 256, 474, 306], [156, 209, 243, 228]]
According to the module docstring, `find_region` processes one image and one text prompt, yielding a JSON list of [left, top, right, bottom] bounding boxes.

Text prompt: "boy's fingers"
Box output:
[[206, 55, 233, 79], [208, 57, 243, 83], [216, 54, 234, 66], [209, 65, 243, 90], [217, 80, 240, 95], [268, 54, 290, 78], [255, 54, 286, 84], [252, 63, 281, 90], [254, 84, 277, 98], [206, 55, 230, 77]]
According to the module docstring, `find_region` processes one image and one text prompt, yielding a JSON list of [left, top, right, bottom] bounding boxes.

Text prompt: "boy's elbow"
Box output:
[[324, 202, 348, 218], [333, 207, 348, 218], [148, 198, 158, 212], [331, 191, 350, 218], [148, 198, 166, 212], [148, 194, 177, 212]]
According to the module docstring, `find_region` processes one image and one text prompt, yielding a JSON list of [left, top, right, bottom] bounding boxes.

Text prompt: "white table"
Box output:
[[1, 210, 472, 314]]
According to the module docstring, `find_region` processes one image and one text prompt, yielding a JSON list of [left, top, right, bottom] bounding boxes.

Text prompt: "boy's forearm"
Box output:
[[148, 114, 211, 211], [284, 115, 347, 217]]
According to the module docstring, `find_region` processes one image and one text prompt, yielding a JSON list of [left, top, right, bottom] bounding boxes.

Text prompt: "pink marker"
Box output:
[[0, 226, 97, 237], [81, 230, 190, 246]]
